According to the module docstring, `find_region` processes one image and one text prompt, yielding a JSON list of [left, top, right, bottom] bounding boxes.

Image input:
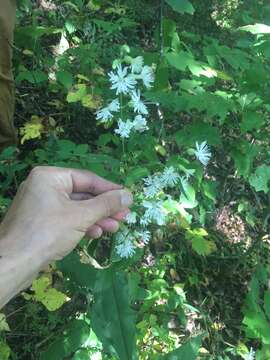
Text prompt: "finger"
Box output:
[[70, 192, 92, 201], [113, 209, 130, 221], [96, 218, 119, 233], [70, 169, 122, 195], [86, 225, 103, 239], [76, 189, 133, 229]]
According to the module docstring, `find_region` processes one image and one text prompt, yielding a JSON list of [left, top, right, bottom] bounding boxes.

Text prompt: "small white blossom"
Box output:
[[108, 98, 120, 112], [133, 115, 149, 132], [130, 90, 148, 115], [245, 348, 255, 360], [140, 65, 154, 88], [125, 212, 137, 224], [161, 166, 180, 187], [131, 56, 144, 74], [115, 119, 134, 138], [96, 99, 120, 123], [115, 228, 136, 258], [142, 200, 167, 226], [194, 141, 211, 166], [143, 175, 163, 198], [96, 106, 113, 123], [135, 230, 151, 244], [108, 64, 136, 95]]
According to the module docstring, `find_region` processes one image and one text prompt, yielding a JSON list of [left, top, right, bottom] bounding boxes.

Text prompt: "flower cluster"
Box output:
[[96, 57, 154, 138]]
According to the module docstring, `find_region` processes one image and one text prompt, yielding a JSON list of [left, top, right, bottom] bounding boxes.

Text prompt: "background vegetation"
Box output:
[[1, 0, 270, 359]]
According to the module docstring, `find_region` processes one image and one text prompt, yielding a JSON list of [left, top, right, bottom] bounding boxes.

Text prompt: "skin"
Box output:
[[0, 166, 133, 309]]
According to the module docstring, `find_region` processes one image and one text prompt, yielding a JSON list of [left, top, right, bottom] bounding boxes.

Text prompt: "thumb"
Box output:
[[76, 189, 133, 229]]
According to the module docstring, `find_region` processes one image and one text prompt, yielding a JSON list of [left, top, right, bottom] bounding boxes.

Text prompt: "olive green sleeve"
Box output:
[[0, 0, 17, 152]]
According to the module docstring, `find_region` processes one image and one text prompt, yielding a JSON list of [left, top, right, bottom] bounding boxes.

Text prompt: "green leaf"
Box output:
[[16, 70, 48, 84], [165, 0, 195, 15], [0, 339, 10, 360], [40, 320, 90, 360], [66, 84, 87, 103], [175, 121, 221, 147], [31, 274, 68, 311], [230, 140, 258, 178], [57, 251, 97, 290], [91, 269, 137, 360], [186, 229, 216, 256], [162, 335, 202, 359], [125, 167, 149, 186], [239, 23, 270, 34], [56, 71, 73, 90], [249, 165, 270, 193], [240, 111, 265, 133]]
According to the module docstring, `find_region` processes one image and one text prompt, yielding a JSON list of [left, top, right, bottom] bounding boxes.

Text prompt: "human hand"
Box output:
[[0, 166, 133, 263]]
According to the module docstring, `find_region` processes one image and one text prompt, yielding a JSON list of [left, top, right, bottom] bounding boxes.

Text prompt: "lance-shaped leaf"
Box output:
[[91, 269, 137, 360]]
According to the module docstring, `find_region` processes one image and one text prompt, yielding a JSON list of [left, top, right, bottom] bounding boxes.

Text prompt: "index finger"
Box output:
[[70, 168, 122, 195]]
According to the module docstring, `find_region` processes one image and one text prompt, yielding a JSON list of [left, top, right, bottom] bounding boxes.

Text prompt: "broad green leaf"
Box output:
[[162, 335, 202, 359], [57, 251, 97, 290], [166, 51, 195, 71], [40, 320, 90, 360], [249, 165, 270, 193], [56, 71, 73, 90], [91, 269, 137, 360], [239, 23, 270, 34], [16, 70, 48, 84], [240, 111, 265, 133], [175, 121, 221, 147], [191, 237, 216, 256], [230, 140, 258, 178], [66, 84, 87, 103], [165, 0, 195, 15], [186, 229, 216, 256], [125, 167, 150, 186]]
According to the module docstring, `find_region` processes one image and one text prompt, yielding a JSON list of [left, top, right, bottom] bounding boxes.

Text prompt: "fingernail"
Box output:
[[120, 190, 133, 207]]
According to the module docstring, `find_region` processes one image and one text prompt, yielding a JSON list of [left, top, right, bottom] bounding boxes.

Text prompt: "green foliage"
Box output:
[[2, 0, 270, 359]]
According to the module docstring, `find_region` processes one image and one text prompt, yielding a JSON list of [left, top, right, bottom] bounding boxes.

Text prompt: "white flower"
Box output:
[[245, 348, 255, 360], [115, 228, 136, 258], [194, 141, 211, 166], [96, 99, 120, 123], [135, 230, 151, 244], [125, 212, 137, 224], [133, 115, 149, 132], [108, 98, 120, 112], [131, 56, 144, 74], [143, 175, 163, 198], [96, 106, 113, 123], [130, 90, 148, 115], [140, 65, 154, 88], [91, 352, 102, 360], [108, 64, 137, 95], [161, 166, 180, 187], [142, 200, 167, 226], [115, 119, 134, 138]]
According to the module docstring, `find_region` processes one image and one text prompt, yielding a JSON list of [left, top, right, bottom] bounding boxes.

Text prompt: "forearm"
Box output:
[[0, 241, 46, 309]]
